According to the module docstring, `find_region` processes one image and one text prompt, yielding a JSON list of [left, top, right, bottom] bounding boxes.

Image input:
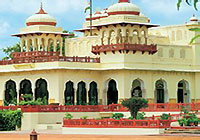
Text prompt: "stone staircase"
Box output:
[[164, 128, 200, 134]]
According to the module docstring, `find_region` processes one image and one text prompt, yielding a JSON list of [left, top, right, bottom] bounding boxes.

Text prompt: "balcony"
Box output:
[[0, 51, 100, 65], [92, 43, 157, 55]]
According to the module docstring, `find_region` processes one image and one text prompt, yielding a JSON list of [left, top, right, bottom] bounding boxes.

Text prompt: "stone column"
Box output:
[[101, 38, 104, 45], [16, 82, 20, 104], [115, 37, 119, 44], [37, 38, 41, 51], [53, 40, 57, 52], [107, 37, 111, 45], [44, 39, 49, 51], [20, 39, 24, 52], [122, 36, 126, 43], [60, 39, 63, 56], [138, 36, 141, 44], [32, 39, 36, 51], [145, 37, 148, 45], [26, 39, 29, 52]]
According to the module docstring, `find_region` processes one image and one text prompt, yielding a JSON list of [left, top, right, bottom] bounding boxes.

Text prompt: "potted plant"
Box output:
[[64, 112, 73, 120], [178, 118, 187, 127]]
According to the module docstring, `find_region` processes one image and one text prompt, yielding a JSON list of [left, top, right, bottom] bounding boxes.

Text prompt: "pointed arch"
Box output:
[[155, 79, 168, 103], [88, 81, 98, 105], [35, 78, 49, 104], [64, 81, 75, 105], [4, 80, 17, 106], [107, 79, 118, 105], [131, 79, 144, 98], [177, 80, 190, 103], [76, 81, 87, 105], [19, 79, 33, 101]]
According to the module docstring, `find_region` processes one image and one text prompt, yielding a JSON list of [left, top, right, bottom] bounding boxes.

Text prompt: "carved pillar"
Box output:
[[48, 40, 51, 51], [129, 36, 133, 44], [20, 39, 24, 52], [44, 39, 48, 51], [115, 37, 119, 44], [138, 37, 141, 44], [101, 38, 104, 45], [16, 82, 20, 104], [107, 37, 111, 45], [60, 39, 63, 56], [53, 40, 57, 52], [145, 37, 148, 45], [32, 39, 36, 51], [37, 38, 41, 51], [26, 39, 29, 52], [122, 36, 126, 43]]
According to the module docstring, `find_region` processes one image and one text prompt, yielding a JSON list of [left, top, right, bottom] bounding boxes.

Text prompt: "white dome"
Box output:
[[26, 8, 57, 26], [190, 15, 198, 22], [108, 2, 140, 15]]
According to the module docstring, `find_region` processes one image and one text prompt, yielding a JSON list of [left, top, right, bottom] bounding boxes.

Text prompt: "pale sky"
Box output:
[[0, 0, 199, 58]]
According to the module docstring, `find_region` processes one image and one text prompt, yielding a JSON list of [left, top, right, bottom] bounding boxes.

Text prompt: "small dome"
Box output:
[[190, 14, 198, 22], [108, 0, 140, 16], [26, 5, 57, 26]]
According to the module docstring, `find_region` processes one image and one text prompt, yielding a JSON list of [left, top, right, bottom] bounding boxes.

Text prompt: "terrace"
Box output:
[[0, 51, 100, 65]]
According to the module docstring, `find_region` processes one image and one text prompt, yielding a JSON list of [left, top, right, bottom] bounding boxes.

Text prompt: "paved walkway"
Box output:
[[1, 134, 200, 140], [0, 130, 200, 140]]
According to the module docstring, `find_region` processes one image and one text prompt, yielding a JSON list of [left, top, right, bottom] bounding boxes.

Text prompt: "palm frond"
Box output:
[[190, 34, 200, 44], [189, 28, 200, 32]]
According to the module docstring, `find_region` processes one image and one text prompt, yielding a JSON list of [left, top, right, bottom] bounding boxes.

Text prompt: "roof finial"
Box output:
[[36, 1, 47, 14], [41, 2, 43, 9]]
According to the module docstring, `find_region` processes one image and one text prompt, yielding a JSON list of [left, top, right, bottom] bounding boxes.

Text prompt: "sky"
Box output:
[[0, 0, 199, 58]]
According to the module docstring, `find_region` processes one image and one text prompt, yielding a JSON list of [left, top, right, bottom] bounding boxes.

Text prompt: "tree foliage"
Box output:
[[177, 0, 199, 10], [2, 43, 21, 60], [122, 97, 148, 119], [0, 109, 22, 131]]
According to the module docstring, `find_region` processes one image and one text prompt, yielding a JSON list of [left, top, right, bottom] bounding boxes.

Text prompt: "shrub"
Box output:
[[112, 113, 124, 120], [122, 97, 148, 119], [65, 113, 73, 119], [160, 113, 170, 120], [136, 112, 146, 120], [81, 116, 88, 119], [0, 109, 23, 131], [19, 98, 45, 106], [178, 107, 199, 126]]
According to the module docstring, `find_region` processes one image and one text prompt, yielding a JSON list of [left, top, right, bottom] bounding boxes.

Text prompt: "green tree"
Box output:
[[177, 0, 200, 44], [122, 97, 148, 119], [177, 0, 199, 10], [2, 43, 21, 60]]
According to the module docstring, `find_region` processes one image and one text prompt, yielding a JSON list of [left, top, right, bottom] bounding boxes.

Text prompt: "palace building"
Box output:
[[1, 0, 200, 106]]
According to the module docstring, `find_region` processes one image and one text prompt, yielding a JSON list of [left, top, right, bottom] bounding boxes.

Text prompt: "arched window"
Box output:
[[5, 80, 17, 106], [35, 78, 49, 104], [64, 81, 74, 105], [19, 79, 33, 101], [131, 79, 144, 97], [107, 79, 118, 105], [88, 81, 98, 105], [177, 80, 190, 103], [76, 81, 87, 105], [155, 80, 168, 103]]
